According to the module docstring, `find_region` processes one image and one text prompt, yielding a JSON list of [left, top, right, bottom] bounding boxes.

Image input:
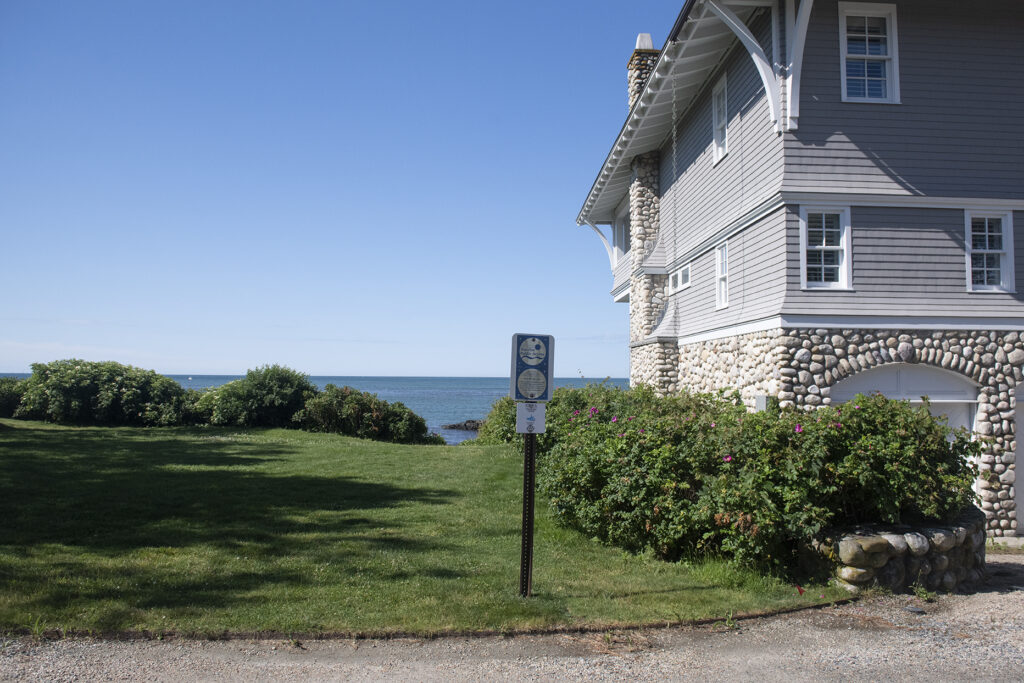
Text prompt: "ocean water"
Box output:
[[169, 376, 629, 445], [3, 373, 628, 445]]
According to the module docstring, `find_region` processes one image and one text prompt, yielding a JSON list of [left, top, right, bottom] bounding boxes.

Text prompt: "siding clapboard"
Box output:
[[782, 207, 1024, 316], [659, 11, 785, 267], [669, 208, 788, 338], [784, 0, 1024, 198]]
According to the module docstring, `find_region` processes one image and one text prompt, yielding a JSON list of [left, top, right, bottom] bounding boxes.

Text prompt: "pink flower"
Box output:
[[618, 433, 624, 437], [589, 407, 598, 414], [854, 405, 861, 410], [795, 424, 803, 433], [611, 416, 618, 423], [627, 416, 634, 421], [639, 429, 645, 433], [710, 422, 716, 428], [573, 410, 580, 416], [723, 454, 733, 462]]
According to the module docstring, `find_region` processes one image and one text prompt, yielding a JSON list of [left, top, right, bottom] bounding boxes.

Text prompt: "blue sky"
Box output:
[[0, 0, 681, 377]]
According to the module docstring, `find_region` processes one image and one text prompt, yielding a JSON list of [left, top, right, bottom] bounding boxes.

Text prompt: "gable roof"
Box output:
[[576, 0, 765, 226]]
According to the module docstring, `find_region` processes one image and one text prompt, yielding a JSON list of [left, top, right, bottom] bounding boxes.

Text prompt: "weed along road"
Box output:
[[3, 553, 1023, 681]]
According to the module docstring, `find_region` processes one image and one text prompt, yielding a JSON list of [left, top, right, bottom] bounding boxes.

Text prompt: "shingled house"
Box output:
[[577, 1, 1023, 537]]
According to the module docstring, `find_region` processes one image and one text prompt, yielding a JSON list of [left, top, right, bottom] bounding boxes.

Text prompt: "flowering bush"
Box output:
[[534, 387, 980, 575], [14, 359, 186, 426]]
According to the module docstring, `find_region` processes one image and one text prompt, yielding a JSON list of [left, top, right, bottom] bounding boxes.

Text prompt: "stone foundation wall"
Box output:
[[812, 509, 987, 593], [663, 326, 1020, 537], [675, 329, 785, 407], [776, 328, 1019, 536], [630, 340, 679, 394]]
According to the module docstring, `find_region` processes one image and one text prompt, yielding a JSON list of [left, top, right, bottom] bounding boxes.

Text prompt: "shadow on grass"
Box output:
[[0, 423, 463, 618]]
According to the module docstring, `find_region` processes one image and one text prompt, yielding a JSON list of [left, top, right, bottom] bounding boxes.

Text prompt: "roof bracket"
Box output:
[[784, 0, 814, 130], [705, 0, 782, 131]]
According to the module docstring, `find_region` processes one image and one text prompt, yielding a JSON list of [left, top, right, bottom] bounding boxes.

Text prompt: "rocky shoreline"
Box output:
[[442, 420, 483, 431]]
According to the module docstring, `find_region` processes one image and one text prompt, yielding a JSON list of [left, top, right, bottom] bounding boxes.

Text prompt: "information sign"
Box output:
[[510, 334, 554, 402], [515, 402, 546, 434]]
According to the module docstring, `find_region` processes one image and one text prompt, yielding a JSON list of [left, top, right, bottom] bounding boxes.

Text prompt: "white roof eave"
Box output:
[[576, 4, 750, 226]]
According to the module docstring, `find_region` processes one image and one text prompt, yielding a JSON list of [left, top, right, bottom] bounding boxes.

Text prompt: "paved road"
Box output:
[[3, 554, 1023, 682]]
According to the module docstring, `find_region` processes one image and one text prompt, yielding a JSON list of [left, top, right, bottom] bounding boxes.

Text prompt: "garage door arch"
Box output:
[[829, 363, 979, 432]]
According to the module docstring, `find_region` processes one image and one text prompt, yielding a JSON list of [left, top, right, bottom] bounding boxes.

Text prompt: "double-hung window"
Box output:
[[839, 3, 900, 104], [966, 210, 1015, 292], [715, 242, 729, 309], [712, 75, 727, 164], [800, 207, 852, 290]]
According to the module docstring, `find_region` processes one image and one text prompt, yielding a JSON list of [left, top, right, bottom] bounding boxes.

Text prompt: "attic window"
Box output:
[[839, 3, 900, 104]]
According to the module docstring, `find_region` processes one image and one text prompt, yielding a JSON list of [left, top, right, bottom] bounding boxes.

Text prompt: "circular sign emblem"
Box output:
[[516, 369, 547, 399], [519, 337, 546, 366]]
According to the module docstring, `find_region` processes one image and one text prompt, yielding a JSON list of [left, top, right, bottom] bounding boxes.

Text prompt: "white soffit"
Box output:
[[577, 2, 759, 226]]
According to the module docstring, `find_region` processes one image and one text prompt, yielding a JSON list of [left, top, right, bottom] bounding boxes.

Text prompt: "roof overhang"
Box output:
[[576, 0, 768, 226]]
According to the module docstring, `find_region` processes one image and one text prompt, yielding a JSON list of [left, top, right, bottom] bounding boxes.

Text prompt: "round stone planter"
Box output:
[[811, 508, 987, 593]]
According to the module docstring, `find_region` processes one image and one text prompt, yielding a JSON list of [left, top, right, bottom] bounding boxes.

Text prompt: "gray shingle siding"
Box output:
[[782, 206, 1024, 316], [669, 208, 788, 338], [659, 11, 784, 268], [784, 0, 1024, 199]]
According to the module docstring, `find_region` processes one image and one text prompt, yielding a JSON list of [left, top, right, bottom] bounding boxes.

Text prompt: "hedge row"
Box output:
[[478, 384, 980, 574], [2, 360, 443, 445]]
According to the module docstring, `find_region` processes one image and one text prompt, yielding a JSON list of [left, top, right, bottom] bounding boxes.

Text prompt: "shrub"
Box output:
[[0, 377, 26, 418], [296, 384, 444, 444], [193, 366, 316, 428], [14, 359, 186, 426], [537, 388, 980, 575]]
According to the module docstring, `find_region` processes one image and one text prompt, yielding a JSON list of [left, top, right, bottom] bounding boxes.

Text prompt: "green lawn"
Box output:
[[0, 419, 842, 636]]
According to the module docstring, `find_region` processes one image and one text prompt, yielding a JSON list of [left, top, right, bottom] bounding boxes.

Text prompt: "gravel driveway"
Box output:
[[4, 554, 1023, 682]]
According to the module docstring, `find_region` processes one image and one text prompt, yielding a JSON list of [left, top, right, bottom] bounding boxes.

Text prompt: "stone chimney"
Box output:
[[628, 33, 660, 110]]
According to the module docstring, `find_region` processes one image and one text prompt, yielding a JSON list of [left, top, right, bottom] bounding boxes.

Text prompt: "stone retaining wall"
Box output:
[[812, 509, 987, 593]]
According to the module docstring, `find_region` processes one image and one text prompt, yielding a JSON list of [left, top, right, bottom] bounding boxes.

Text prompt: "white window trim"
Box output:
[[799, 206, 853, 290], [715, 242, 729, 309], [965, 209, 1015, 293], [712, 75, 728, 164], [838, 2, 901, 104], [612, 198, 631, 267], [668, 263, 692, 295]]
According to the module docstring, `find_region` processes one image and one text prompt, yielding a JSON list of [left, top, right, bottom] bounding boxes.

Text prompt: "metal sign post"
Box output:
[[510, 334, 553, 598]]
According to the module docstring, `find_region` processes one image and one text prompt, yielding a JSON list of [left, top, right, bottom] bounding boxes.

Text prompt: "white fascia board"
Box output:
[[779, 315, 1024, 330], [781, 191, 1024, 211]]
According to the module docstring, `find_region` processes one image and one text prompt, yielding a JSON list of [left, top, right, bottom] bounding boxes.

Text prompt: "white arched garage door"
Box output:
[[829, 363, 979, 433]]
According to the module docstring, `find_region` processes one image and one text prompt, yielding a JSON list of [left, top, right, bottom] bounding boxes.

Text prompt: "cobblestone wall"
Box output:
[[628, 152, 663, 343], [811, 508, 987, 593], [665, 327, 1020, 536], [627, 49, 660, 111], [630, 340, 679, 393], [676, 329, 785, 406]]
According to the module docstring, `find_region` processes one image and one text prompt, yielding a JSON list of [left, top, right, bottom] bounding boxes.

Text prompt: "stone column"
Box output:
[[628, 152, 663, 343]]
